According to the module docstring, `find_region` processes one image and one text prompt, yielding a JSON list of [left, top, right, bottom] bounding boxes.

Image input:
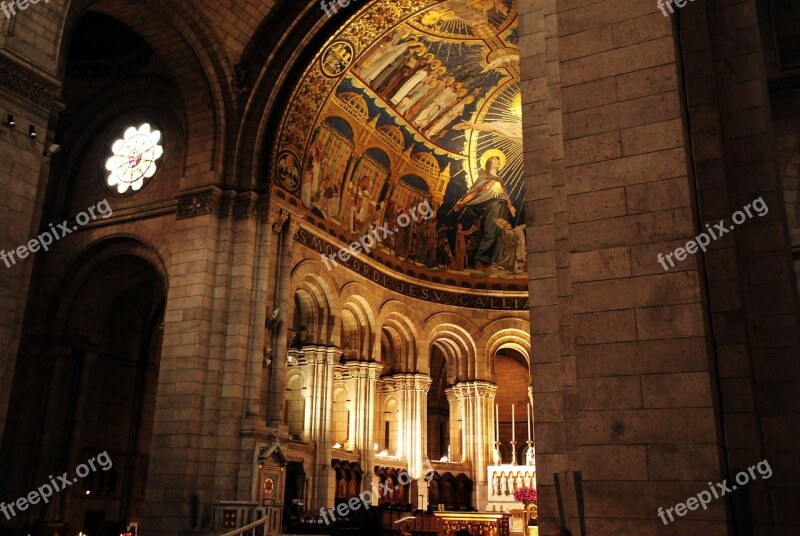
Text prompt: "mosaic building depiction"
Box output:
[[275, 0, 527, 282], [0, 0, 798, 535]]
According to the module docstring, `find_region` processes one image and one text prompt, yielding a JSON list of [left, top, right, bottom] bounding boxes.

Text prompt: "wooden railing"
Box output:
[[217, 516, 268, 536]]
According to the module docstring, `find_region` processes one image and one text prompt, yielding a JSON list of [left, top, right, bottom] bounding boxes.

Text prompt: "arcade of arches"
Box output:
[[0, 1, 799, 536]]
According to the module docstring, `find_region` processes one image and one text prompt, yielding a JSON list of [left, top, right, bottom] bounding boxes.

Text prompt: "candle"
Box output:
[[495, 404, 499, 443], [512, 404, 515, 442], [527, 403, 531, 442]]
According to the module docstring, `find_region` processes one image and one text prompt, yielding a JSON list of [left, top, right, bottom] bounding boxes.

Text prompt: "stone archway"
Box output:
[[0, 242, 166, 534]]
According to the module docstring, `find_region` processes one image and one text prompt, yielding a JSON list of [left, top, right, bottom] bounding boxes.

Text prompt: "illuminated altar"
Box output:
[[434, 511, 513, 536], [487, 399, 536, 534]]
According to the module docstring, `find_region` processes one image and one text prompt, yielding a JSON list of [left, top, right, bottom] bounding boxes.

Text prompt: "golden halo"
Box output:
[[480, 149, 506, 171]]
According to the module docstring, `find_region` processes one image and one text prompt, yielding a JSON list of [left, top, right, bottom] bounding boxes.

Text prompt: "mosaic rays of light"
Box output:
[[464, 82, 524, 204]]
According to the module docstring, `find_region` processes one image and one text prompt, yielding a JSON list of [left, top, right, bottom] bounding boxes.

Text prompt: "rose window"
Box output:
[[104, 123, 163, 194]]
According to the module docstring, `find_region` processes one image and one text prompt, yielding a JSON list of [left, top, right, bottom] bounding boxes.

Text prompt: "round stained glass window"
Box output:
[[105, 123, 163, 194]]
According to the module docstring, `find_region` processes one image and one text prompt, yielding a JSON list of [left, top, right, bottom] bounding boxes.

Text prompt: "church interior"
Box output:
[[0, 0, 798, 535]]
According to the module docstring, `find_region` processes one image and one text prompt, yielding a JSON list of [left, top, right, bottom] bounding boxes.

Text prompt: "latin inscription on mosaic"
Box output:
[[295, 227, 527, 310]]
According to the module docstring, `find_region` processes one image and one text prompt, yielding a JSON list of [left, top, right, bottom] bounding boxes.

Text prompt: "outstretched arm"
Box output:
[[454, 181, 492, 210], [504, 191, 517, 218], [454, 121, 503, 136]]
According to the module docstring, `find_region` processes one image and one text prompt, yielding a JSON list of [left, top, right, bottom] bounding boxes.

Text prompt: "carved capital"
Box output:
[[383, 373, 432, 393], [233, 197, 257, 220], [177, 189, 271, 221], [177, 191, 218, 219], [217, 191, 234, 218], [367, 362, 384, 380], [450, 380, 497, 400], [269, 206, 290, 232], [287, 216, 301, 237], [257, 197, 271, 223]]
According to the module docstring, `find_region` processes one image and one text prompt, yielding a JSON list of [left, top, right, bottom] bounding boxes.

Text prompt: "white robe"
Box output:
[[414, 87, 457, 128], [361, 42, 411, 83], [391, 67, 429, 105]]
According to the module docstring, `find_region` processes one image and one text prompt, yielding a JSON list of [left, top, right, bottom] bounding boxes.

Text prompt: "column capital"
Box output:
[[452, 380, 498, 400], [321, 346, 343, 366], [287, 215, 301, 237], [337, 360, 383, 379], [289, 345, 342, 366], [379, 373, 432, 393], [366, 362, 384, 379], [268, 205, 290, 232]]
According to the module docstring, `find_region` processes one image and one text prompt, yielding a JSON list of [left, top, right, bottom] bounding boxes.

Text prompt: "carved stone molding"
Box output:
[[233, 197, 257, 220], [177, 191, 218, 219], [256, 197, 270, 223], [217, 191, 234, 218], [176, 189, 268, 221], [269, 205, 290, 232], [0, 57, 58, 111]]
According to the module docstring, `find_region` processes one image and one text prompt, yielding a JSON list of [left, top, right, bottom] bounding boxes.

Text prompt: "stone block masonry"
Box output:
[[0, 199, 113, 269], [0, 0, 48, 20], [656, 196, 769, 271], [657, 0, 695, 17]]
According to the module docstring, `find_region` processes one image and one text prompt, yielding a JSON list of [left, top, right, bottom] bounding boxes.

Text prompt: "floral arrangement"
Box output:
[[514, 486, 539, 524], [514, 486, 537, 505]]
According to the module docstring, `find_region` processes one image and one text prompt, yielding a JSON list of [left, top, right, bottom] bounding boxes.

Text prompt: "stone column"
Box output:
[[348, 361, 382, 493], [239, 197, 272, 421], [0, 60, 56, 442], [445, 387, 464, 463], [394, 373, 431, 481], [453, 381, 496, 510], [143, 199, 227, 535], [307, 345, 339, 509], [267, 212, 298, 429]]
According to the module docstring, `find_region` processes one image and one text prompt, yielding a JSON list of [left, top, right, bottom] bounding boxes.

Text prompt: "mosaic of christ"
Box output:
[[273, 0, 525, 281]]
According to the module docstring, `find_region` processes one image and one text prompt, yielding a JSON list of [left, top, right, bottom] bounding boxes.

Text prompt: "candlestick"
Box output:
[[527, 403, 531, 442], [512, 404, 515, 443], [495, 404, 499, 444]]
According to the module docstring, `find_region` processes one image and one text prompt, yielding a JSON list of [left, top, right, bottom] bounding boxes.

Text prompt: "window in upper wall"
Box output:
[[105, 123, 163, 194]]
